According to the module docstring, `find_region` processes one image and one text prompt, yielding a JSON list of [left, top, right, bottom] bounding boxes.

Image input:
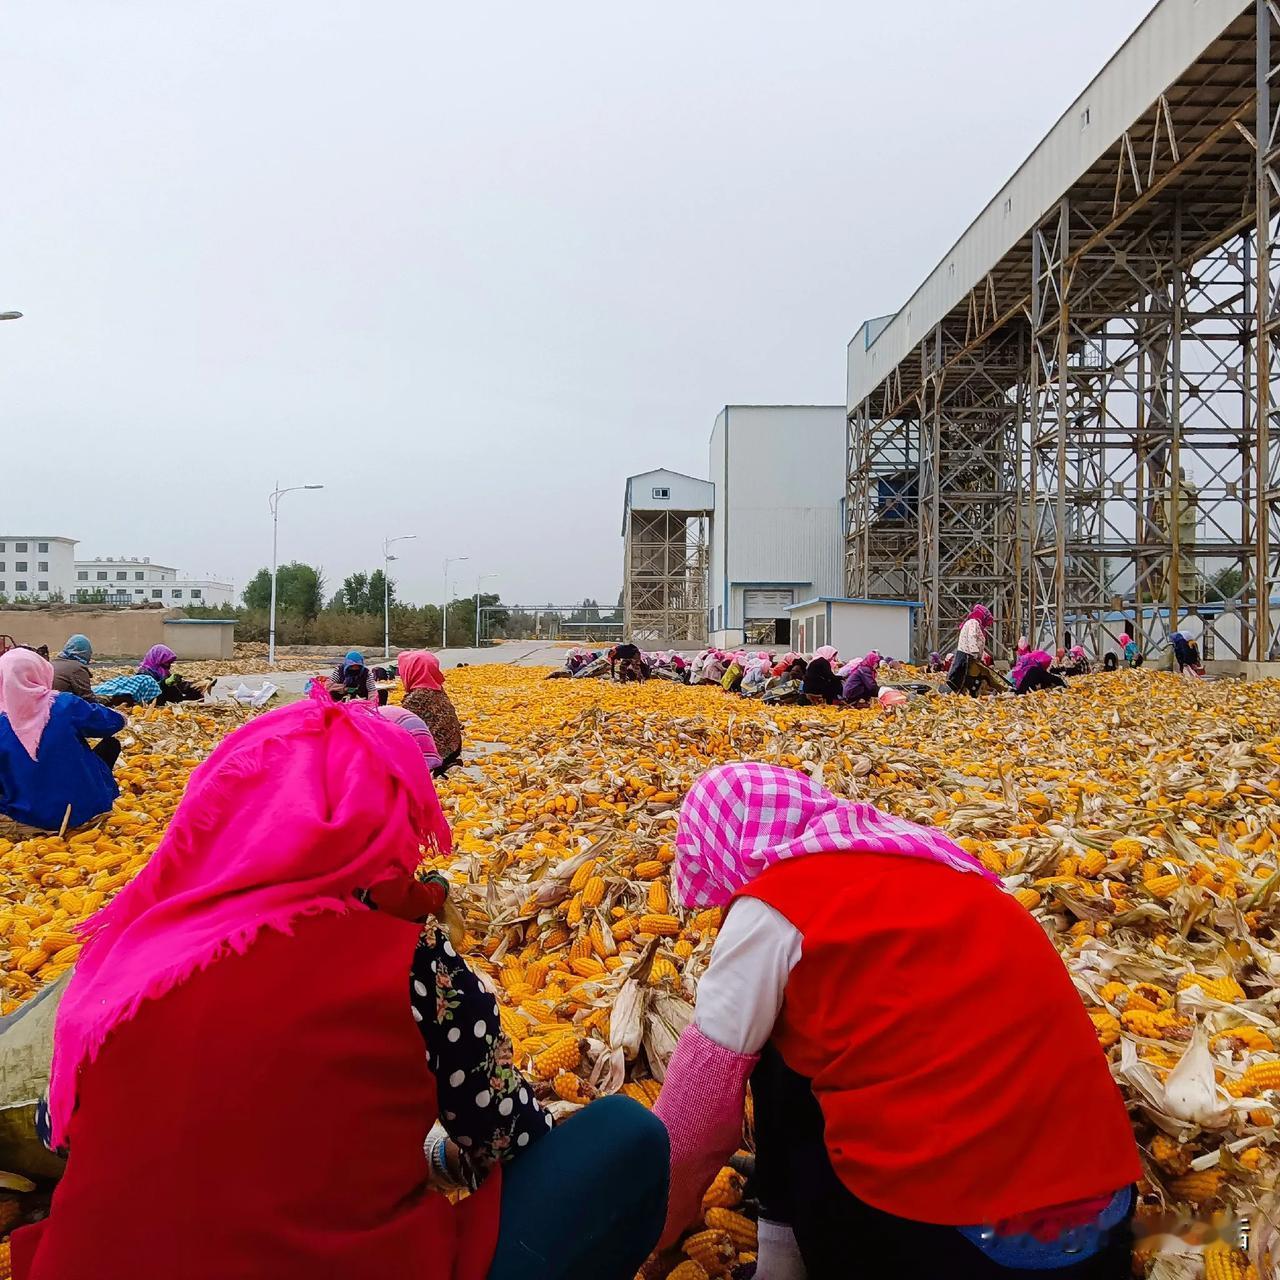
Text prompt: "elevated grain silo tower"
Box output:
[[622, 469, 714, 646]]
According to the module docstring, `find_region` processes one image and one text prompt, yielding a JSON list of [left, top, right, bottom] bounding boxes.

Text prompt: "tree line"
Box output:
[[184, 562, 620, 648]]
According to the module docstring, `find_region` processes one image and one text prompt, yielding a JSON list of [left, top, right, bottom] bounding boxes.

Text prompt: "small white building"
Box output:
[[708, 405, 845, 649], [786, 596, 918, 663], [0, 536, 78, 601], [74, 556, 235, 607]]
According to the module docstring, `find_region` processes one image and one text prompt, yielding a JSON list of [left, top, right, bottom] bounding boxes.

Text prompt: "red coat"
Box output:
[[15, 909, 499, 1280], [740, 853, 1140, 1226]]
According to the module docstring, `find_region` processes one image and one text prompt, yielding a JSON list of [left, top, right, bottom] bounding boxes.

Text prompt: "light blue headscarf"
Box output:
[[60, 634, 92, 664], [344, 649, 365, 666]]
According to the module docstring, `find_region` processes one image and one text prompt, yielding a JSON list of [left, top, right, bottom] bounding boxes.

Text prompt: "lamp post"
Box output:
[[268, 482, 324, 666], [441, 555, 469, 651], [383, 535, 417, 659], [474, 573, 498, 647]]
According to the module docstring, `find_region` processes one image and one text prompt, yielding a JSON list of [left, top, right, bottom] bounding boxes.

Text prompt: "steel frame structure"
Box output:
[[622, 508, 709, 645], [847, 2, 1280, 662]]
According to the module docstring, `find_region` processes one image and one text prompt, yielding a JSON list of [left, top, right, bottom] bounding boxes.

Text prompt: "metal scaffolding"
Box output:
[[847, 0, 1280, 663], [622, 508, 710, 645]]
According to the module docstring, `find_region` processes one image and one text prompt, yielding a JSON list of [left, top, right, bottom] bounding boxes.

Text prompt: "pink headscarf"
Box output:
[[0, 648, 57, 760], [673, 763, 997, 909], [398, 650, 444, 692], [1016, 636, 1030, 656], [378, 704, 442, 771], [857, 650, 881, 671], [1119, 633, 1133, 648], [46, 689, 452, 1148], [813, 645, 839, 663], [967, 605, 992, 629]]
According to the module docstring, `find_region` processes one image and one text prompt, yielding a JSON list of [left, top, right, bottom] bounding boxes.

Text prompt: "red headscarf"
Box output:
[[399, 649, 445, 692], [46, 689, 451, 1148]]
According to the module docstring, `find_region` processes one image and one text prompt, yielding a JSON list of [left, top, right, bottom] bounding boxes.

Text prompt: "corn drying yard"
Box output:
[[3, 666, 1280, 1276]]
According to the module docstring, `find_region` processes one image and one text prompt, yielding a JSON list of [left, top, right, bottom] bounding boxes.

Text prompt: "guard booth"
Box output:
[[622, 469, 714, 646]]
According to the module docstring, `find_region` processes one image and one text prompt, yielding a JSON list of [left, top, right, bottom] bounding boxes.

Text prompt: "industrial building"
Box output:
[[846, 0, 1280, 663], [622, 406, 848, 648]]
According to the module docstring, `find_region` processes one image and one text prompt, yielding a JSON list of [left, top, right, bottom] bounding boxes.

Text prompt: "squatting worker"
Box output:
[[0, 647, 126, 832], [652, 763, 1139, 1279], [50, 634, 98, 702], [398, 649, 464, 776], [947, 604, 1002, 696], [14, 688, 668, 1280]]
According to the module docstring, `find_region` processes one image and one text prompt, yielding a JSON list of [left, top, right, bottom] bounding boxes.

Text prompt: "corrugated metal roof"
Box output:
[[848, 0, 1252, 411]]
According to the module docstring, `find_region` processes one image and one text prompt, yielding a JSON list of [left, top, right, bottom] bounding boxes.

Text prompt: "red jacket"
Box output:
[[15, 909, 499, 1280], [740, 853, 1140, 1225]]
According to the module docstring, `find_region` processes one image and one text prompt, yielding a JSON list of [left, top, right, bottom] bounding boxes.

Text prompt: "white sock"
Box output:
[[756, 1218, 808, 1280]]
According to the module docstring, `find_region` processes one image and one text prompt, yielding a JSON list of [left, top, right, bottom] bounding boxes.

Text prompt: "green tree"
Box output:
[[368, 569, 395, 614], [243, 562, 326, 619], [1206, 565, 1244, 603], [336, 571, 371, 612]]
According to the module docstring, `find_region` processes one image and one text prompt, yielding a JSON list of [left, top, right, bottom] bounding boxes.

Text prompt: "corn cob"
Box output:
[[581, 876, 606, 908], [673, 939, 694, 960], [1012, 888, 1041, 911], [704, 1207, 756, 1251], [1078, 849, 1107, 877], [638, 914, 681, 937], [568, 858, 598, 892], [647, 880, 670, 914], [649, 956, 678, 984], [1110, 837, 1144, 859], [1121, 1008, 1190, 1040], [634, 860, 665, 880], [37, 930, 78, 953], [1230, 1061, 1280, 1096], [0, 1240, 10, 1280], [691, 908, 722, 932], [664, 1263, 709, 1280], [497, 1004, 526, 1043], [1150, 1133, 1193, 1175], [1212, 1026, 1273, 1053], [568, 955, 605, 979], [1168, 1168, 1225, 1202], [532, 1038, 582, 1080], [569, 935, 593, 961], [701, 1166, 745, 1211], [1132, 982, 1172, 1010], [1146, 874, 1182, 899], [1178, 973, 1246, 1002], [1202, 1240, 1256, 1280], [565, 894, 584, 927], [1088, 1009, 1120, 1048], [552, 1072, 595, 1104], [682, 1229, 736, 1275], [588, 918, 615, 958]]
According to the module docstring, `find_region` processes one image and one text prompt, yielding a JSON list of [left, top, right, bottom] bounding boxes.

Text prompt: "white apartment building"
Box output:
[[0, 536, 78, 601], [73, 556, 235, 607]]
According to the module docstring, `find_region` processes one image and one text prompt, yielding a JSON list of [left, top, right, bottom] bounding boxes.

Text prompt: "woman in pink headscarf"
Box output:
[[0, 648, 126, 832], [839, 650, 882, 707], [1011, 649, 1066, 696], [651, 764, 1139, 1278], [398, 650, 464, 776], [947, 605, 1002, 696]]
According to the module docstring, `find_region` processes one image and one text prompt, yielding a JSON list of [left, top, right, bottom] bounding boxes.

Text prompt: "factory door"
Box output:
[[743, 590, 794, 646]]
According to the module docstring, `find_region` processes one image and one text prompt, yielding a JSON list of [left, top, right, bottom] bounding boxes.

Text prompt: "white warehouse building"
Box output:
[[73, 557, 235, 607], [708, 405, 847, 649], [0, 536, 78, 601]]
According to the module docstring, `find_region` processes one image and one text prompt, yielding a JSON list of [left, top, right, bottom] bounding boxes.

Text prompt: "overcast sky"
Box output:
[[1, 0, 1155, 608]]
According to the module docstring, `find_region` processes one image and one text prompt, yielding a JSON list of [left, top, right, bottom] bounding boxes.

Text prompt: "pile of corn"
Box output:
[[2, 668, 1280, 1277]]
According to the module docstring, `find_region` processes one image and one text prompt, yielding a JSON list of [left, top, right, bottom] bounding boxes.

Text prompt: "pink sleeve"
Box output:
[[652, 1024, 758, 1248]]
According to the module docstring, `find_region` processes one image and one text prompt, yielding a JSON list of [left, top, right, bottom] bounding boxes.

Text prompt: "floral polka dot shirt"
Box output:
[[411, 926, 551, 1188]]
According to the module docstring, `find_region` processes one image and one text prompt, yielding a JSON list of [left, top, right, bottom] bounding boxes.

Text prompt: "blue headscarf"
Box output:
[[344, 650, 364, 666], [60, 634, 92, 664]]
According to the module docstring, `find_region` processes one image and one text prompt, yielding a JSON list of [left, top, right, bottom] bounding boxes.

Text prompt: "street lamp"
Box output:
[[441, 555, 469, 651], [268, 482, 324, 666], [474, 573, 498, 647], [383, 535, 417, 659]]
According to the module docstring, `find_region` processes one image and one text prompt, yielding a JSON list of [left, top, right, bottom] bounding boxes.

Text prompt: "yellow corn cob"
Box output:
[[568, 955, 605, 979], [1178, 973, 1246, 1002], [1132, 982, 1172, 1010], [0, 1240, 10, 1280], [647, 880, 669, 913], [621, 1081, 653, 1106], [15, 950, 44, 975], [1089, 1009, 1120, 1048], [588, 918, 614, 958], [638, 914, 681, 937], [541, 926, 570, 950], [1168, 1168, 1225, 1203], [704, 1208, 756, 1251], [701, 1166, 745, 1211], [1099, 981, 1130, 1006], [612, 918, 636, 941], [649, 957, 678, 984], [1202, 1240, 1256, 1280], [1012, 888, 1041, 911], [1230, 1061, 1280, 1096], [1121, 1008, 1189, 1040], [499, 965, 526, 992], [497, 1004, 526, 1043], [48, 944, 81, 967], [692, 908, 722, 932], [525, 958, 551, 990], [641, 1079, 662, 1103], [1150, 1133, 1193, 1175], [1078, 849, 1107, 877], [682, 1229, 736, 1275], [664, 1263, 709, 1280], [569, 935, 593, 960], [532, 1038, 582, 1080], [1146, 874, 1182, 900], [565, 895, 584, 927], [634, 860, 665, 880], [673, 939, 694, 960], [581, 876, 606, 908], [568, 858, 598, 892], [1110, 837, 1144, 859], [552, 1071, 595, 1104], [1212, 1027, 1273, 1053]]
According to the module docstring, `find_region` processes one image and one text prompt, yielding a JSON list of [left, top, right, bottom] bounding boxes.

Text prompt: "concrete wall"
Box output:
[[163, 619, 236, 659], [0, 608, 235, 660]]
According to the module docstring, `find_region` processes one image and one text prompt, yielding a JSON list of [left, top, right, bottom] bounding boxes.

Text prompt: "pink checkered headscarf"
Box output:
[[674, 763, 997, 908]]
